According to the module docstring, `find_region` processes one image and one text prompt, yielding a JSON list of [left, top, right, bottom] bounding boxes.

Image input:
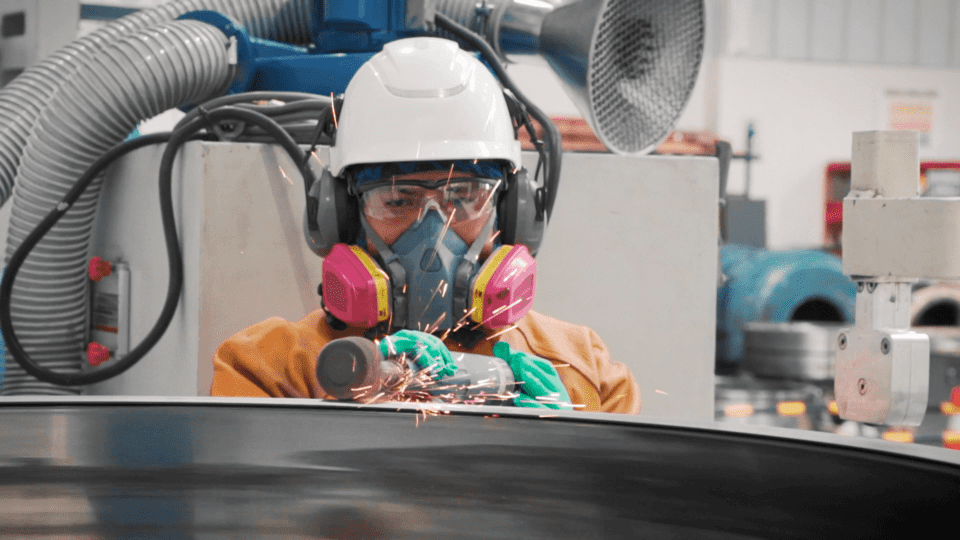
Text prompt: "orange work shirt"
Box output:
[[211, 309, 640, 414]]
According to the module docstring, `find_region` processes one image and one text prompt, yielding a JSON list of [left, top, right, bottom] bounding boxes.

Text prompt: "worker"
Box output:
[[210, 37, 640, 414]]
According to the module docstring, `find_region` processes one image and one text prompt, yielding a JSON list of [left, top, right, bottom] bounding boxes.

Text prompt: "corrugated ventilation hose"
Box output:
[[1, 0, 313, 395]]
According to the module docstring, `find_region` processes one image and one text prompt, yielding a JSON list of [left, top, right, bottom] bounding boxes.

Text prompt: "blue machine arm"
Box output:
[[179, 0, 433, 97]]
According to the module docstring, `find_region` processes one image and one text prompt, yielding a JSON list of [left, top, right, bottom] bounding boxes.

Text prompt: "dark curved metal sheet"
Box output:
[[1, 397, 958, 539]]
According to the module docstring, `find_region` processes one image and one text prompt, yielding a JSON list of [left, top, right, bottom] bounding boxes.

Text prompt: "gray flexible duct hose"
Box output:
[[1, 1, 313, 394], [0, 19, 234, 395], [0, 0, 313, 206]]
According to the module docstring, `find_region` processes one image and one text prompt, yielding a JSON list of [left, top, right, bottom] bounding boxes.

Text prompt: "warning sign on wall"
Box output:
[[883, 89, 937, 147]]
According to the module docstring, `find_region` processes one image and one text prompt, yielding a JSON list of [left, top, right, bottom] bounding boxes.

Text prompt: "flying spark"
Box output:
[[485, 324, 519, 340], [445, 163, 455, 188], [279, 166, 292, 185], [454, 307, 477, 329], [490, 298, 525, 318], [419, 212, 457, 300], [383, 335, 397, 356], [482, 179, 503, 209], [329, 93, 338, 128], [655, 389, 668, 395]]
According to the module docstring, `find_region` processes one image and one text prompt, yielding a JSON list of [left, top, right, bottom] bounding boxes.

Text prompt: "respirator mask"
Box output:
[[320, 162, 536, 333]]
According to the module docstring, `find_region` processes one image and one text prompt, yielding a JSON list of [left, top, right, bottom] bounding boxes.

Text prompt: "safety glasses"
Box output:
[[361, 179, 499, 223]]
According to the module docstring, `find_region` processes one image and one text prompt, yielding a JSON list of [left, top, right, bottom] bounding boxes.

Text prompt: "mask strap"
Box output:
[[453, 211, 498, 323], [359, 212, 408, 329]]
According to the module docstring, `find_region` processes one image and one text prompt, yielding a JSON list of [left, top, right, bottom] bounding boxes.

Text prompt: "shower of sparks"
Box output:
[[655, 389, 668, 395], [485, 324, 519, 341], [348, 353, 523, 425], [330, 93, 338, 128], [454, 307, 477, 330], [422, 311, 447, 334]]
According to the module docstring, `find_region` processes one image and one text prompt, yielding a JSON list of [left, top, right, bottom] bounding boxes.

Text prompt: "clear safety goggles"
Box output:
[[360, 179, 500, 223]]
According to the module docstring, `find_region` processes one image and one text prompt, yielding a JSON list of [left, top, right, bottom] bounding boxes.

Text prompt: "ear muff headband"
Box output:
[[497, 167, 545, 256], [303, 168, 360, 257]]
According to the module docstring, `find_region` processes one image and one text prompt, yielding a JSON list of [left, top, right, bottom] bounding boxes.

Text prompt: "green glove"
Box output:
[[380, 330, 456, 379], [493, 341, 573, 410]]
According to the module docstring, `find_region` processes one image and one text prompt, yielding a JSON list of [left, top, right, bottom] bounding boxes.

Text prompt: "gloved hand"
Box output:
[[493, 342, 573, 410], [380, 330, 457, 379]]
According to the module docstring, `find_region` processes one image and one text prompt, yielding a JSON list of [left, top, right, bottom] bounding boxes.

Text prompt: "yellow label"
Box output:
[[471, 245, 513, 324], [349, 245, 390, 322]]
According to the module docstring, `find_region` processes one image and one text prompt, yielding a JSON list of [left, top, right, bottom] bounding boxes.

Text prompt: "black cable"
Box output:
[[0, 133, 172, 386], [434, 12, 562, 222], [1, 105, 317, 387]]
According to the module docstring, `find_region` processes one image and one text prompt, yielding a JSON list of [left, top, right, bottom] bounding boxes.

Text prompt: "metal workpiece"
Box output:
[[743, 322, 845, 381], [836, 282, 930, 426], [0, 397, 958, 539]]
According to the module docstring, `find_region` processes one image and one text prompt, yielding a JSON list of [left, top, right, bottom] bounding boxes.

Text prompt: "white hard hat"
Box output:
[[329, 37, 522, 176]]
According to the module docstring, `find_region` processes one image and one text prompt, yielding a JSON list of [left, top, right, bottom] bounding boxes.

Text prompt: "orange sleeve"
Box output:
[[211, 316, 326, 398], [588, 328, 641, 415]]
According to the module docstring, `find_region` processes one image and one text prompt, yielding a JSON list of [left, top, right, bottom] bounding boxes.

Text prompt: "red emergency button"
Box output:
[[88, 256, 113, 282], [87, 342, 110, 366], [952, 386, 960, 407]]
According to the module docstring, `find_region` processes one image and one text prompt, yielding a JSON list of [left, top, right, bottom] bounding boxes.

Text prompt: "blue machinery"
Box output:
[[717, 244, 856, 365]]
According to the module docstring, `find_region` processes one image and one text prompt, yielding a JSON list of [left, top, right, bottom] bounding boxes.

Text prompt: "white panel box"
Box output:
[[528, 153, 719, 421]]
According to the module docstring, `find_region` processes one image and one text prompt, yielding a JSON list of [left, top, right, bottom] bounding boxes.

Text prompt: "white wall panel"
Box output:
[[880, 0, 918, 64], [951, 0, 960, 67], [847, 0, 883, 63], [917, 0, 951, 67], [747, 0, 776, 57], [811, 0, 847, 62], [775, 0, 811, 59]]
